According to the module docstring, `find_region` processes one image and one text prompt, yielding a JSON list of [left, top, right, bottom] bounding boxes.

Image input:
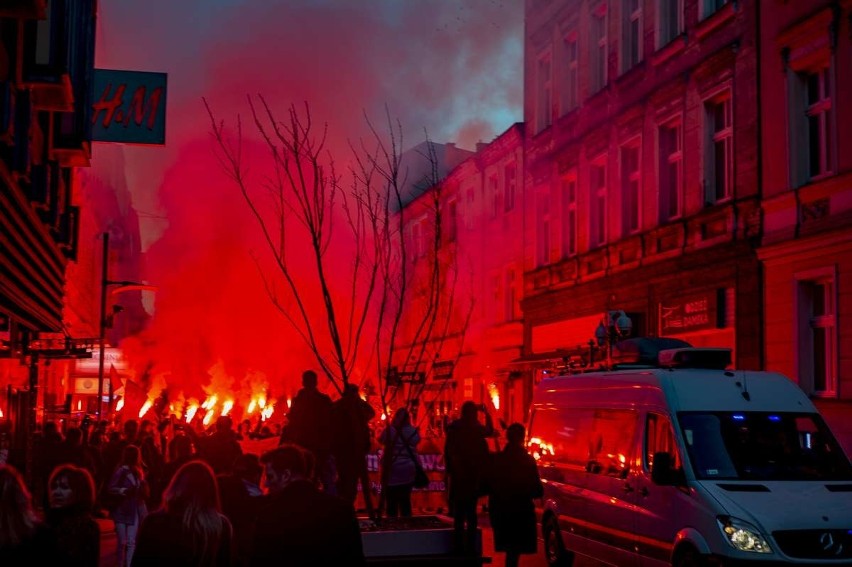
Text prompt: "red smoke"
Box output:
[[91, 1, 521, 418]]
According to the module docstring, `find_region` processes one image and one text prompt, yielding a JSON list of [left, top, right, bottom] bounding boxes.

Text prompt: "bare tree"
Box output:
[[204, 96, 472, 436]]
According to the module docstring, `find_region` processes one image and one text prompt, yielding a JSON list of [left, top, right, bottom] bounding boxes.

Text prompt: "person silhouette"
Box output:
[[280, 370, 335, 494], [132, 460, 233, 567], [379, 407, 421, 518], [483, 423, 543, 567], [45, 464, 100, 567], [332, 383, 375, 509], [107, 444, 148, 567], [444, 401, 494, 556], [0, 464, 55, 565], [249, 444, 365, 566]]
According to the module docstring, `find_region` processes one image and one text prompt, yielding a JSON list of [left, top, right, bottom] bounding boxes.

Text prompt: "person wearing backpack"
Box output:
[[379, 408, 421, 518]]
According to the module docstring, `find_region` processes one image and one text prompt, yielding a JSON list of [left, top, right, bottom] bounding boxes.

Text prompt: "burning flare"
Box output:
[[184, 402, 199, 424], [138, 399, 154, 419], [488, 382, 500, 410]]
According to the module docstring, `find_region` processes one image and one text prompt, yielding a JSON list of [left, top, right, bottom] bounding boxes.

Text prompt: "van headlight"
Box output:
[[716, 516, 772, 554]]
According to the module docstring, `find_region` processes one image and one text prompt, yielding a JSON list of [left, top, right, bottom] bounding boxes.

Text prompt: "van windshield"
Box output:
[[678, 412, 852, 481]]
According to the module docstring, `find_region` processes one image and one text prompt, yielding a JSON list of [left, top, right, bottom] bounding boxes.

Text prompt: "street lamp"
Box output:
[[96, 232, 156, 419]]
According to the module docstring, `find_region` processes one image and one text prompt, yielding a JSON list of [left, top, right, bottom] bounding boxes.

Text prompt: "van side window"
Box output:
[[528, 408, 637, 477], [527, 407, 597, 471], [589, 409, 637, 477], [645, 413, 681, 472]]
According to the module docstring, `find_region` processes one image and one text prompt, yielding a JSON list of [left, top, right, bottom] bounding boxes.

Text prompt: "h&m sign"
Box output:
[[91, 69, 167, 145]]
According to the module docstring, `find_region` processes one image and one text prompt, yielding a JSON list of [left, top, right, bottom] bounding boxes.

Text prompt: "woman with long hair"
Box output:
[[132, 459, 233, 567], [0, 464, 54, 564], [379, 407, 421, 518], [46, 464, 100, 567], [107, 444, 149, 567]]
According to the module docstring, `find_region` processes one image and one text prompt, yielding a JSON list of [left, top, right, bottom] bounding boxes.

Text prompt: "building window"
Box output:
[[536, 191, 551, 266], [797, 272, 836, 396], [561, 32, 579, 114], [446, 199, 458, 243], [658, 118, 682, 221], [657, 0, 682, 48], [561, 174, 578, 257], [489, 175, 499, 218], [590, 158, 607, 247], [35, 11, 52, 65], [805, 69, 833, 178], [788, 64, 834, 187], [621, 0, 642, 72], [621, 142, 641, 235], [537, 51, 552, 132], [465, 187, 475, 229], [504, 164, 516, 212], [802, 67, 832, 180], [700, 0, 728, 20], [504, 267, 516, 321], [704, 91, 733, 204], [590, 4, 608, 94]]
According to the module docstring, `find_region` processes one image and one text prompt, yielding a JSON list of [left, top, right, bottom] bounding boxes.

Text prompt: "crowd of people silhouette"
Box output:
[[0, 370, 542, 567]]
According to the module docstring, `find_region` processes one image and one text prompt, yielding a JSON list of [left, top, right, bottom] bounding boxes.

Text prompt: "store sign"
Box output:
[[659, 292, 717, 335], [367, 451, 446, 493], [91, 69, 167, 144], [75, 347, 127, 374], [432, 360, 454, 379]]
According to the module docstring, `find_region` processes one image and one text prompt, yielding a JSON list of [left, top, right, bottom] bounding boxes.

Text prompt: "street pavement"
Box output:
[[96, 513, 553, 567]]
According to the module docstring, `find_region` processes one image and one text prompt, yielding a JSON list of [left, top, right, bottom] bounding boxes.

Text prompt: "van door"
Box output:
[[629, 411, 685, 567], [580, 408, 642, 567], [528, 407, 591, 558]]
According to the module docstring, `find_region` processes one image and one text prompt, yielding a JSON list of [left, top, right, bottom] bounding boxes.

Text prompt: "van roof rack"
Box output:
[[611, 337, 692, 367], [610, 337, 732, 370]]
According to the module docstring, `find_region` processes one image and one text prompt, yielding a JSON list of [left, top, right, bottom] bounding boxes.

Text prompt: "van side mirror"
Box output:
[[651, 451, 684, 486]]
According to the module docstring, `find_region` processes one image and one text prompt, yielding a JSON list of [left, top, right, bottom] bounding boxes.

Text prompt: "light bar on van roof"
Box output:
[[657, 348, 732, 370]]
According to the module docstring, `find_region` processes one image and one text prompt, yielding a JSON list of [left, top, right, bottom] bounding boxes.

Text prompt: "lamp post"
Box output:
[[96, 232, 156, 419]]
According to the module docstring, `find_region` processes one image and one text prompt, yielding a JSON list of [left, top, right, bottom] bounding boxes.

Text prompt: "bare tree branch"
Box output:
[[206, 98, 475, 510]]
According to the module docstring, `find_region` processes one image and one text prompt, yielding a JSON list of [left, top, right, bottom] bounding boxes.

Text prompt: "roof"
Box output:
[[533, 367, 817, 414]]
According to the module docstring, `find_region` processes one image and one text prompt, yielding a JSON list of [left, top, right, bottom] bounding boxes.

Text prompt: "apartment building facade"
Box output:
[[758, 1, 852, 449], [519, 0, 762, 378], [396, 129, 528, 429]]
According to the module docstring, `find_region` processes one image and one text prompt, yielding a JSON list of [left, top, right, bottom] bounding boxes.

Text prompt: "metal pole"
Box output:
[[25, 352, 38, 486], [96, 232, 109, 420]]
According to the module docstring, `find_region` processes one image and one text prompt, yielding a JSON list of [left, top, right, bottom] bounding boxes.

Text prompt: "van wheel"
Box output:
[[542, 516, 573, 567], [673, 545, 706, 567]]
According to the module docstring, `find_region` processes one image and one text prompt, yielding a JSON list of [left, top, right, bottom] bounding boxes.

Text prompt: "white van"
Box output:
[[527, 338, 852, 566]]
